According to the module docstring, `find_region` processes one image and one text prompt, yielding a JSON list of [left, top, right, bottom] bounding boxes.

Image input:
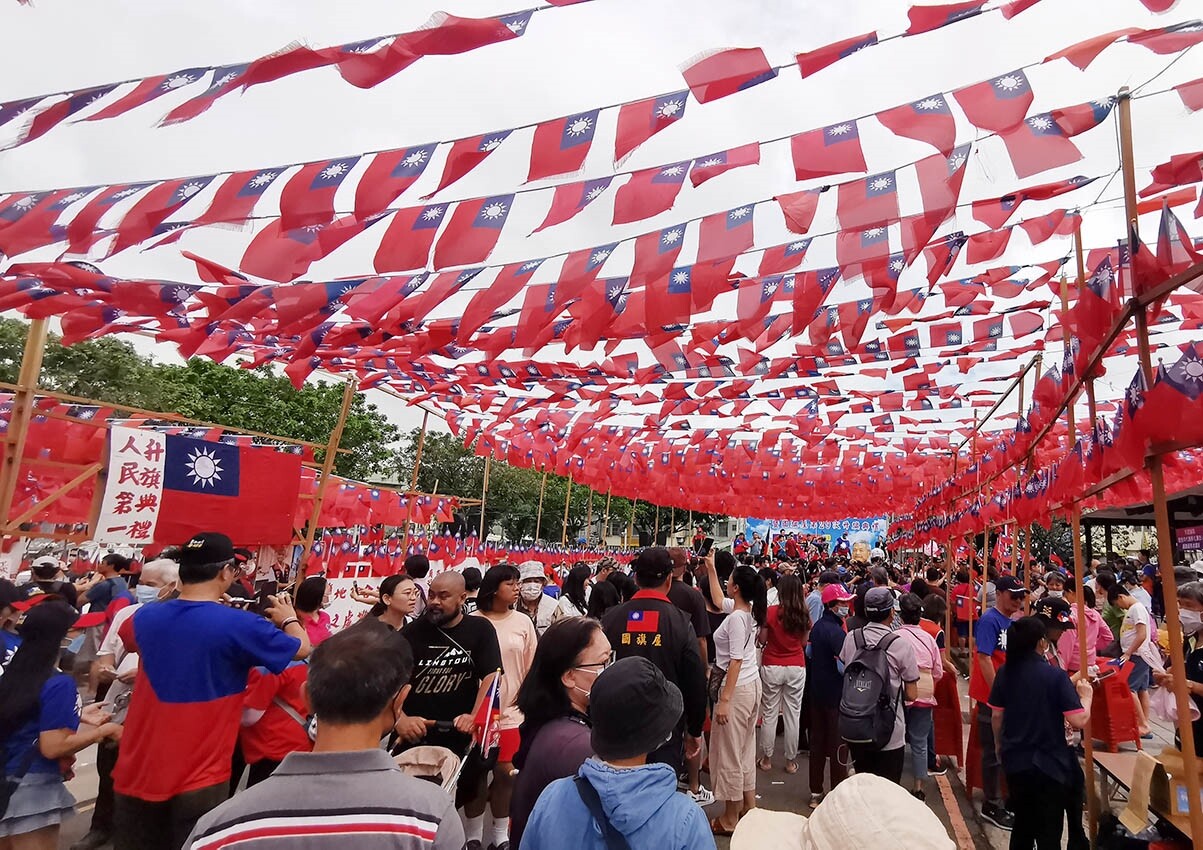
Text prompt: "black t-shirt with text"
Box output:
[[400, 614, 502, 750]]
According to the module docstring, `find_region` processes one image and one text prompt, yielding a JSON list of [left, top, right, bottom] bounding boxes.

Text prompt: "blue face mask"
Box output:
[[135, 584, 160, 605]]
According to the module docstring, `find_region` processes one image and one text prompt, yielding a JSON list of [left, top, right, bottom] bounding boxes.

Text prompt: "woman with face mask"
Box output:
[[1154, 581, 1203, 754], [509, 617, 611, 850]]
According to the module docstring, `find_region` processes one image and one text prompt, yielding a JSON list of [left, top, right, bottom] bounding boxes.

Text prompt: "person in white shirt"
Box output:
[[1109, 582, 1162, 738], [516, 561, 558, 636], [551, 565, 591, 624]]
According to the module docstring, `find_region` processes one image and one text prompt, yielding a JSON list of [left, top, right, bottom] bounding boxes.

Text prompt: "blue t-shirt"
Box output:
[[988, 659, 1083, 784], [86, 576, 131, 611], [0, 632, 20, 668], [3, 673, 80, 776]]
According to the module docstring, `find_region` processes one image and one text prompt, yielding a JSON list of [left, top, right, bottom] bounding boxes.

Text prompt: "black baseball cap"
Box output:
[[995, 575, 1029, 595], [1034, 596, 1075, 628], [179, 532, 236, 568], [590, 657, 683, 761]]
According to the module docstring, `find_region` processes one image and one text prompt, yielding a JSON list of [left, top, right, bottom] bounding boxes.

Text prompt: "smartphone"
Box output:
[[696, 537, 715, 556]]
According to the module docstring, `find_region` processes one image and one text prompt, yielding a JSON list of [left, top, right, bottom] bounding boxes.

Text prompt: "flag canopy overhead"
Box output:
[[2, 0, 1203, 529]]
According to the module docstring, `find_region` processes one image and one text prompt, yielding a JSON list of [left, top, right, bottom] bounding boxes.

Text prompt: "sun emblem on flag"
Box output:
[[870, 176, 893, 191], [1180, 357, 1203, 383], [916, 97, 944, 110], [320, 163, 349, 180], [481, 201, 507, 219], [505, 17, 527, 33], [890, 258, 906, 272], [994, 74, 1023, 91], [698, 157, 723, 168], [422, 206, 444, 221], [215, 72, 239, 88], [168, 285, 193, 304], [566, 116, 592, 136], [828, 123, 853, 136], [162, 74, 196, 90], [184, 447, 224, 488], [178, 182, 204, 198], [788, 240, 808, 252], [520, 261, 542, 272], [730, 207, 751, 219], [250, 171, 277, 187], [113, 187, 142, 198], [660, 165, 685, 177], [662, 228, 683, 244], [585, 185, 606, 200], [864, 227, 885, 239], [58, 192, 88, 205], [402, 150, 429, 167], [657, 100, 683, 117], [672, 271, 690, 285], [948, 152, 967, 170], [13, 197, 36, 209], [1027, 115, 1053, 131], [590, 249, 611, 264], [480, 137, 505, 151]]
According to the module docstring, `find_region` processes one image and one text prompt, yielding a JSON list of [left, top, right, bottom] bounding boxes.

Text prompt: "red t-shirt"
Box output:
[[239, 664, 312, 764], [952, 582, 978, 622], [761, 606, 807, 667]]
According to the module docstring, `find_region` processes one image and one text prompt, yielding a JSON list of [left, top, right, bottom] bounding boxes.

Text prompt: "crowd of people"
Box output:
[[1, 528, 1200, 850]]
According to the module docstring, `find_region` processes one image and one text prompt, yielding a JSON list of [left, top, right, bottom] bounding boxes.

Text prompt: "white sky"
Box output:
[[1, 0, 1202, 447]]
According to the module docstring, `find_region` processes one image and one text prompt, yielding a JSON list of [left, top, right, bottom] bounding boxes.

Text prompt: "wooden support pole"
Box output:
[[604, 488, 612, 543], [1119, 85, 1203, 847], [478, 456, 491, 539], [0, 320, 48, 530], [401, 411, 430, 555], [299, 380, 356, 586], [628, 498, 638, 545], [669, 506, 675, 545], [561, 472, 573, 546], [653, 505, 660, 545], [586, 489, 594, 545], [535, 471, 548, 542], [3, 462, 102, 532]]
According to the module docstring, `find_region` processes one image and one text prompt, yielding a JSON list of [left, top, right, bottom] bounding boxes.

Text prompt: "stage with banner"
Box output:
[[745, 516, 889, 560]]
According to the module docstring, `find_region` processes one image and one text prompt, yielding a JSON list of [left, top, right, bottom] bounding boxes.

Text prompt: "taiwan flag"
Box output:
[[953, 70, 1034, 133], [698, 205, 755, 263], [532, 177, 612, 233], [614, 91, 688, 163], [432, 195, 514, 269], [681, 47, 778, 103], [278, 157, 361, 231], [527, 109, 600, 181], [626, 609, 660, 633], [612, 162, 690, 224], [877, 93, 956, 155], [1000, 114, 1082, 179], [790, 121, 866, 181], [353, 144, 438, 219], [795, 31, 878, 77], [155, 435, 302, 544], [196, 168, 285, 225]]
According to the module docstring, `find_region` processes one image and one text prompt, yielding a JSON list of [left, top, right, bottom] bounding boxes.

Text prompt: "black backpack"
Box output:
[[838, 629, 901, 750]]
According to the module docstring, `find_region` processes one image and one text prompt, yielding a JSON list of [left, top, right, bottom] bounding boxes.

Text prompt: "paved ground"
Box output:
[[58, 673, 1172, 849]]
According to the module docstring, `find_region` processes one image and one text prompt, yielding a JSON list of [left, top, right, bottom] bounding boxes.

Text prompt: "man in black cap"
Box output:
[[111, 532, 309, 850], [601, 547, 707, 787], [519, 657, 714, 850]]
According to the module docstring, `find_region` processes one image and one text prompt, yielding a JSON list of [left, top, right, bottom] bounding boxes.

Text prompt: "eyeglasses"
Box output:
[[574, 652, 616, 674]]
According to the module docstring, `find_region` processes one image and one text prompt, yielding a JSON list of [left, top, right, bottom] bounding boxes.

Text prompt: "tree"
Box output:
[[0, 319, 399, 480]]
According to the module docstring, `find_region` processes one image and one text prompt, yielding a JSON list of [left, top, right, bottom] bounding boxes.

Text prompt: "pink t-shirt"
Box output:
[[1058, 605, 1113, 672], [899, 624, 943, 708], [475, 610, 537, 730], [303, 610, 333, 647]]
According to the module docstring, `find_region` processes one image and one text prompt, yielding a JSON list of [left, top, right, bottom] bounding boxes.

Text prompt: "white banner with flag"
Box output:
[[94, 425, 167, 545]]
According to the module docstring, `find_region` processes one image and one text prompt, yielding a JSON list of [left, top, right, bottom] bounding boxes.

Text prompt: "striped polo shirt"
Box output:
[[185, 749, 465, 850]]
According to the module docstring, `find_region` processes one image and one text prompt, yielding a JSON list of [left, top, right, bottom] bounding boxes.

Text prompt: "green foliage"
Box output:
[[0, 319, 399, 480]]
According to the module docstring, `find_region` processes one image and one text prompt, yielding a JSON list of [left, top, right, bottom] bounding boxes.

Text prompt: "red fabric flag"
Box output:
[[458, 260, 544, 342], [432, 195, 514, 270], [1019, 209, 1077, 244], [159, 64, 247, 127], [953, 70, 1034, 133], [343, 275, 425, 323], [153, 435, 302, 544], [837, 225, 891, 269], [966, 229, 1012, 264], [737, 276, 786, 336], [645, 266, 695, 327], [109, 176, 214, 256], [775, 189, 821, 234], [689, 143, 760, 187], [2, 85, 118, 150], [630, 225, 687, 285], [272, 280, 364, 331], [373, 204, 448, 272], [1141, 151, 1203, 197], [792, 267, 840, 330], [353, 145, 437, 220], [905, 1, 985, 35], [1177, 77, 1203, 112], [1051, 98, 1116, 136], [876, 93, 957, 155], [1130, 22, 1203, 55], [1045, 28, 1139, 70], [999, 114, 1083, 178], [1156, 202, 1203, 273], [1008, 311, 1045, 337], [613, 92, 688, 163], [554, 243, 617, 308], [399, 12, 525, 56], [759, 238, 812, 276], [83, 69, 208, 122], [698, 205, 755, 263], [1001, 0, 1043, 17], [972, 194, 1023, 229], [278, 157, 360, 231], [838, 298, 874, 351], [790, 121, 867, 181], [0, 189, 91, 257], [689, 258, 739, 311], [336, 40, 420, 88], [794, 32, 877, 77], [66, 184, 154, 255], [531, 177, 612, 233], [195, 168, 285, 225], [612, 162, 689, 225], [240, 214, 367, 282], [681, 48, 778, 103], [527, 109, 600, 181], [426, 131, 512, 197], [837, 170, 899, 229]]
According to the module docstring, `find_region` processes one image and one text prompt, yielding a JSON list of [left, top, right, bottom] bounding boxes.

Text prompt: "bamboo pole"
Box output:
[[669, 506, 675, 546], [0, 320, 48, 530], [1064, 235, 1100, 848], [534, 470, 548, 542], [3, 462, 102, 531], [478, 456, 491, 539], [604, 488, 612, 545], [586, 489, 594, 546], [653, 504, 660, 545], [561, 472, 573, 546], [401, 411, 429, 555], [298, 380, 355, 586], [628, 498, 638, 545], [1119, 85, 1203, 844]]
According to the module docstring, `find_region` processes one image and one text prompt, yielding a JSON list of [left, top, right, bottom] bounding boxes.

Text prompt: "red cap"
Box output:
[[821, 584, 854, 605], [14, 594, 107, 629]]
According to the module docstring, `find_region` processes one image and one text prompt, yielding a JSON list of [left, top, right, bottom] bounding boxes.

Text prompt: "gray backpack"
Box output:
[[838, 630, 900, 750]]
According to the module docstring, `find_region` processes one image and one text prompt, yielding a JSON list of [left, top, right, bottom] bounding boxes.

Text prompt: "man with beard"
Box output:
[[395, 571, 501, 847]]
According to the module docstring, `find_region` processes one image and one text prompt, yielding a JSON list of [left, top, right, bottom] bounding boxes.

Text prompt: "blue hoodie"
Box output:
[[519, 758, 714, 850]]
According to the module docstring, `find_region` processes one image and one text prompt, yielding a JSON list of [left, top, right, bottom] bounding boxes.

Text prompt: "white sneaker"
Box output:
[[687, 785, 715, 806]]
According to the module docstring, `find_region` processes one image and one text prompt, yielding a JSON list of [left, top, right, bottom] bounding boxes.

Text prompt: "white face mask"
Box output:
[[1181, 610, 1203, 636], [834, 605, 850, 618], [520, 584, 544, 602], [135, 584, 159, 605], [1047, 590, 1064, 599]]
